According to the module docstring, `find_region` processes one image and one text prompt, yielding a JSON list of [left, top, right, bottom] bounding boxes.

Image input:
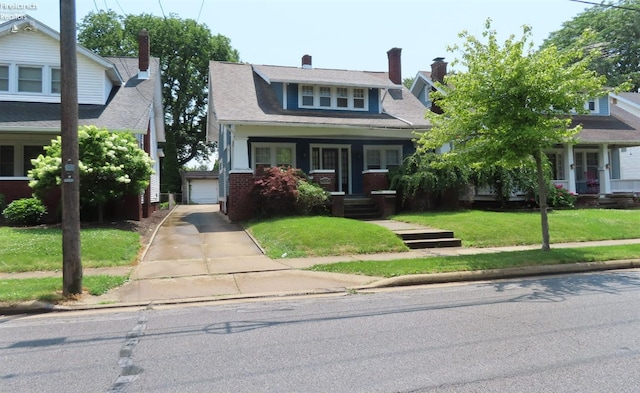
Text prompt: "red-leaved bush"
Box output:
[[252, 167, 303, 217]]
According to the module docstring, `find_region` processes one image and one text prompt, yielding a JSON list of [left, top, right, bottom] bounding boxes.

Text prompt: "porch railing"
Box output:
[[611, 179, 640, 193]]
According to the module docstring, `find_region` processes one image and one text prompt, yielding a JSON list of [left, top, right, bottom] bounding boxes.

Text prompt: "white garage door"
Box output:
[[189, 179, 218, 204]]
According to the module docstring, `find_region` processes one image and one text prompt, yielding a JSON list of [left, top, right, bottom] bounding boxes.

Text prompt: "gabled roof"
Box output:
[[409, 70, 445, 95], [0, 16, 123, 86], [0, 57, 164, 136], [208, 61, 431, 132]]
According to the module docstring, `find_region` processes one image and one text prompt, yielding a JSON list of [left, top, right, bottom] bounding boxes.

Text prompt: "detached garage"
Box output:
[[181, 171, 219, 204]]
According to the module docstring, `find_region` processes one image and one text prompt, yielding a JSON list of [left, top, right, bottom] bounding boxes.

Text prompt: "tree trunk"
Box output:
[[535, 150, 551, 251]]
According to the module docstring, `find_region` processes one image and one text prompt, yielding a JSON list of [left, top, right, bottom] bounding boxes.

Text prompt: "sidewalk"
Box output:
[[3, 204, 640, 313]]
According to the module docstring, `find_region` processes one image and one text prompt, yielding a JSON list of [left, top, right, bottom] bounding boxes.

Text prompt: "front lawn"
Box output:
[[246, 216, 408, 258], [0, 275, 129, 303], [309, 244, 640, 277], [392, 209, 640, 247], [0, 227, 140, 273]]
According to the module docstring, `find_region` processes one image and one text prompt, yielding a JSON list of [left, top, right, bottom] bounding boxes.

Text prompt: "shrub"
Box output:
[[252, 167, 301, 217], [295, 180, 330, 215], [547, 184, 577, 208], [2, 197, 47, 226]]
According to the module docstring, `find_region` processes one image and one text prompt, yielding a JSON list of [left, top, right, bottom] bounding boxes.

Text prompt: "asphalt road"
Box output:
[[2, 270, 640, 392]]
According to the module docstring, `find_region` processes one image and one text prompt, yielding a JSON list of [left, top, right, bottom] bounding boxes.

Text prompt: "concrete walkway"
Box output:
[[3, 204, 640, 312]]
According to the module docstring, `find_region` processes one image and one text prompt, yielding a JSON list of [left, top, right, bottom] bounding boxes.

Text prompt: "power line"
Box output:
[[196, 0, 205, 22], [113, 0, 126, 14], [93, 0, 99, 11], [569, 0, 640, 12], [158, 0, 166, 18]]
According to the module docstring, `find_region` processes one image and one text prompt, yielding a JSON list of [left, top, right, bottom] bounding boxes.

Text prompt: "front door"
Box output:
[[575, 151, 599, 194], [312, 145, 351, 193]]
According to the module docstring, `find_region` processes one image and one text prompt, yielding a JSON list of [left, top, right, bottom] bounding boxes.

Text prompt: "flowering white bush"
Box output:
[[29, 125, 154, 219]]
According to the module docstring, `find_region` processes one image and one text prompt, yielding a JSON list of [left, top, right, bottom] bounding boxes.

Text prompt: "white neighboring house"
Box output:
[[410, 60, 640, 199], [0, 16, 165, 219]]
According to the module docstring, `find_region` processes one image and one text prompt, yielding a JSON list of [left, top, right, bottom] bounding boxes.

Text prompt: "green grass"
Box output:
[[247, 216, 408, 258], [0, 275, 129, 303], [0, 227, 140, 273], [309, 244, 640, 277], [392, 209, 640, 247]]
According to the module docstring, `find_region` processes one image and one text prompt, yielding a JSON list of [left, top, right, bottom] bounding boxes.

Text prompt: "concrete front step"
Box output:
[[394, 228, 462, 249], [344, 197, 380, 219], [403, 237, 463, 249]]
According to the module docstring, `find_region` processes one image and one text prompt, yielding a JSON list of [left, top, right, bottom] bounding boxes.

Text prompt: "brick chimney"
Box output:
[[302, 54, 312, 69], [431, 57, 447, 84], [387, 47, 402, 85], [138, 29, 150, 79]]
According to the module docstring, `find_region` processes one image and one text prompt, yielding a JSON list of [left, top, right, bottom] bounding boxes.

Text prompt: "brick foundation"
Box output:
[[363, 170, 389, 196], [228, 170, 255, 221]]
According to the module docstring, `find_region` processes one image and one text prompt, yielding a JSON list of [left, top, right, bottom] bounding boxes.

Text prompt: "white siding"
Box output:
[[619, 147, 640, 179], [0, 30, 110, 104], [148, 107, 161, 203]]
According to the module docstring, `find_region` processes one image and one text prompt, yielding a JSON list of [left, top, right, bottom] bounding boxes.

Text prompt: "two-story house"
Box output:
[[410, 62, 640, 204], [0, 17, 165, 220], [208, 48, 431, 221]]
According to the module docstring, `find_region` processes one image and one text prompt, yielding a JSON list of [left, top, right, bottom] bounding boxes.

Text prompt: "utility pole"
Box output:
[[59, 0, 82, 296]]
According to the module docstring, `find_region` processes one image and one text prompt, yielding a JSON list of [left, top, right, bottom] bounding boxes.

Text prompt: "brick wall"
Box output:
[[228, 171, 255, 221], [363, 170, 389, 196], [309, 170, 336, 192]]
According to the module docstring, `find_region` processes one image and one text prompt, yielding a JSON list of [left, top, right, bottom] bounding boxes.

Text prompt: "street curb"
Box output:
[[360, 259, 640, 288], [3, 259, 639, 315]]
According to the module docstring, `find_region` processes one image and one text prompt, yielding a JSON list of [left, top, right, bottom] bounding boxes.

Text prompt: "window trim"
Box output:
[[17, 65, 43, 94], [0, 64, 9, 92], [363, 145, 402, 170], [298, 85, 369, 111], [251, 142, 297, 171], [0, 63, 60, 96]]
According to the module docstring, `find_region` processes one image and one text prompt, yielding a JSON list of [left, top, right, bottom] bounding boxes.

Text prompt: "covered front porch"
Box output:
[[548, 143, 640, 197]]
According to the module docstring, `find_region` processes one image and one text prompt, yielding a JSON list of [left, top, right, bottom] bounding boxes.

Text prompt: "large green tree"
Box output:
[[542, 0, 640, 90], [29, 126, 154, 223], [77, 10, 240, 192], [420, 21, 606, 250]]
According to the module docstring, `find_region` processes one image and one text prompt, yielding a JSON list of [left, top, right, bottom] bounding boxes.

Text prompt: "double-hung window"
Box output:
[[18, 66, 43, 93], [253, 143, 296, 173], [0, 146, 15, 177], [50, 68, 61, 95], [363, 146, 402, 170], [0, 65, 8, 92], [298, 85, 368, 111]]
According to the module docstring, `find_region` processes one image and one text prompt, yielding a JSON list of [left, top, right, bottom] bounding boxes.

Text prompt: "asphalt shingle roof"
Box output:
[[209, 61, 431, 131], [0, 57, 159, 132], [574, 105, 640, 145]]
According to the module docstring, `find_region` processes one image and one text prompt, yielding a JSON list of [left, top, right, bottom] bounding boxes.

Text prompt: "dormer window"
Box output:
[[18, 66, 42, 93], [585, 99, 599, 113], [299, 85, 368, 111]]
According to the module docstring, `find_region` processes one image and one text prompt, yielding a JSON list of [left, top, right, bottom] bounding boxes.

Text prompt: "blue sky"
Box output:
[[23, 0, 591, 78]]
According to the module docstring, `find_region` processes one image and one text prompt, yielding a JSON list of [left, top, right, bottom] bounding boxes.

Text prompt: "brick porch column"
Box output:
[[228, 170, 255, 221], [363, 170, 389, 196], [309, 169, 336, 192]]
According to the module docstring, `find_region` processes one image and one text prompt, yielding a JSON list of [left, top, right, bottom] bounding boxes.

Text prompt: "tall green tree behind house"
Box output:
[[542, 0, 640, 90], [419, 20, 607, 251], [77, 10, 240, 192]]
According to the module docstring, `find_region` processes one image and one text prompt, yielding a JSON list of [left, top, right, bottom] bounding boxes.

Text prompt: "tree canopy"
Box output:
[[542, 0, 640, 90], [77, 10, 240, 191], [29, 126, 154, 222], [420, 20, 607, 250]]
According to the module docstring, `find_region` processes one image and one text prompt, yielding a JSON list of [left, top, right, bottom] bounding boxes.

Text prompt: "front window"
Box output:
[[0, 65, 8, 91], [252, 143, 295, 173], [363, 146, 402, 170], [18, 66, 42, 93], [23, 145, 44, 176], [0, 146, 15, 176]]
